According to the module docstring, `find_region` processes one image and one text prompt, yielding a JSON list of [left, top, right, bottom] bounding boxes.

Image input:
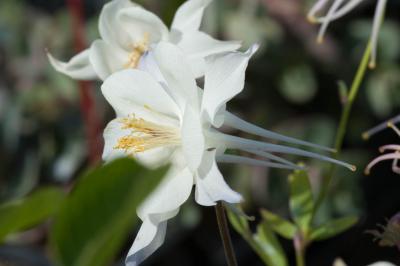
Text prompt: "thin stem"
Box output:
[[294, 233, 306, 266], [67, 0, 102, 164], [215, 202, 238, 266], [314, 41, 372, 214], [295, 248, 305, 266]]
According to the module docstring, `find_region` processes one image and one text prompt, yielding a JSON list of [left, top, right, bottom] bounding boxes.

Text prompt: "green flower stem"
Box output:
[[295, 248, 305, 266], [314, 41, 372, 214], [294, 233, 306, 266], [215, 202, 238, 266]]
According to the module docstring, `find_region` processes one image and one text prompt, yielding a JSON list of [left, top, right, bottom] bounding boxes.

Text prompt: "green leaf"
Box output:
[[227, 206, 250, 236], [337, 80, 349, 104], [227, 208, 288, 266], [309, 216, 358, 241], [0, 187, 65, 242], [260, 209, 296, 239], [51, 158, 167, 266], [289, 169, 314, 233], [253, 222, 288, 266]]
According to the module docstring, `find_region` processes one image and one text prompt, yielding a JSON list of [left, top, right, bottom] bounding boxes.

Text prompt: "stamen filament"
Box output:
[[365, 152, 400, 175], [307, 0, 330, 23], [317, 0, 345, 43], [114, 115, 180, 154], [309, 0, 365, 23], [388, 122, 400, 137], [362, 115, 400, 139], [379, 145, 400, 153], [124, 33, 150, 69], [369, 0, 387, 69]]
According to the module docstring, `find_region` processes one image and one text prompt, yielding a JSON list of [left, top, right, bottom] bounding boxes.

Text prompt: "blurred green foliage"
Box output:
[[230, 169, 358, 265], [51, 158, 167, 266], [0, 187, 65, 242]]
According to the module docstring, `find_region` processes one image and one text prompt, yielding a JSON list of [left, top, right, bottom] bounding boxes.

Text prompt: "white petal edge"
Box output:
[[177, 31, 241, 59], [125, 219, 168, 266], [137, 166, 193, 221], [89, 40, 128, 80], [201, 44, 259, 127], [195, 150, 242, 206], [102, 119, 130, 162], [98, 0, 136, 49], [177, 31, 241, 78], [117, 6, 169, 44], [171, 0, 212, 33], [47, 49, 97, 80]]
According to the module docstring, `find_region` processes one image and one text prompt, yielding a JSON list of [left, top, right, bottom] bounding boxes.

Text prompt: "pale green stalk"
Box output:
[[314, 41, 372, 214]]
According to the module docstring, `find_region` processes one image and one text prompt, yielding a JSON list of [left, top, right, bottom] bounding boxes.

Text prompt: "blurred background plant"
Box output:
[[0, 0, 399, 265]]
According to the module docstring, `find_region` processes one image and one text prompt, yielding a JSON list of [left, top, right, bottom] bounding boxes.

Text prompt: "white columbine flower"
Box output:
[[101, 42, 354, 265], [47, 0, 240, 81], [307, 0, 387, 68]]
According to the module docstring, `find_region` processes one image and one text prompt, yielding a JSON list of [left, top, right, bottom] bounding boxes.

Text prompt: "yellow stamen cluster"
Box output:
[[114, 114, 180, 154], [124, 33, 150, 69]]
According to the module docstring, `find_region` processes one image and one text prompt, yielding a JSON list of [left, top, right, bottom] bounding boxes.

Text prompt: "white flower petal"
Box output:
[[195, 150, 242, 206], [89, 40, 128, 80], [138, 166, 193, 221], [171, 0, 212, 32], [186, 56, 206, 79], [201, 44, 258, 127], [99, 0, 136, 49], [101, 69, 180, 120], [181, 105, 205, 172], [176, 31, 241, 78], [368, 262, 397, 266], [178, 31, 241, 59], [154, 42, 200, 110], [118, 6, 169, 44], [137, 51, 166, 83], [125, 219, 168, 266], [47, 49, 97, 80]]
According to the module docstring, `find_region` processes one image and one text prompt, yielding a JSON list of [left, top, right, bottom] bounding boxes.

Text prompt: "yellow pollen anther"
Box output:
[[114, 114, 180, 154], [124, 33, 150, 69]]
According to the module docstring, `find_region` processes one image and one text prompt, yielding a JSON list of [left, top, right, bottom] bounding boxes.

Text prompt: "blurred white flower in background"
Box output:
[[47, 0, 241, 80]]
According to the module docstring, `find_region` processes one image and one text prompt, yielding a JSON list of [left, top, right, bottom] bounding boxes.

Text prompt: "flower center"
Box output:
[[124, 33, 150, 69], [114, 114, 180, 154]]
